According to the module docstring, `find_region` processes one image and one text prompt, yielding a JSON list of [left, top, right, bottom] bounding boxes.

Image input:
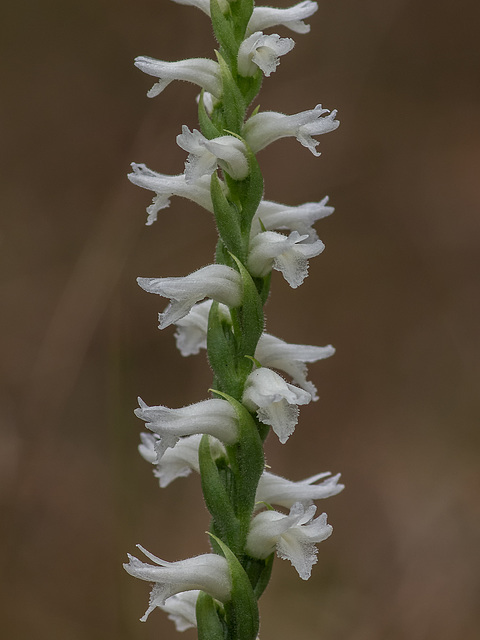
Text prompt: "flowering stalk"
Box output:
[[125, 1, 343, 638]]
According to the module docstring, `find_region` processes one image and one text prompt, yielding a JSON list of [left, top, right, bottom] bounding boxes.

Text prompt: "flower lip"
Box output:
[[134, 56, 221, 98]]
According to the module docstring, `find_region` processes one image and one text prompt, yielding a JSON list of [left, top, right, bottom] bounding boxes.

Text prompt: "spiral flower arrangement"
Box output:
[[124, 1, 344, 638]]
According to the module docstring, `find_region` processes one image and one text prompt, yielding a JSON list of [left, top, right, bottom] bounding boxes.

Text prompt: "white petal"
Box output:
[[256, 470, 344, 508], [160, 591, 199, 631], [134, 57, 221, 98], [247, 1, 318, 36], [137, 264, 242, 328], [135, 398, 238, 456], [238, 32, 295, 77]]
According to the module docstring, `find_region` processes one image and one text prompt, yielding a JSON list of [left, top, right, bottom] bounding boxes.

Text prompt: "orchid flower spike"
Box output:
[[244, 104, 339, 156], [247, 230, 325, 288], [128, 163, 213, 225], [159, 590, 200, 632], [238, 32, 295, 77], [134, 56, 221, 98], [124, 548, 231, 620], [252, 196, 334, 240], [242, 367, 311, 443], [138, 433, 225, 488], [255, 333, 335, 400], [177, 126, 249, 182], [135, 397, 239, 457], [137, 264, 242, 328], [246, 502, 332, 579], [247, 1, 319, 36], [256, 470, 344, 509]]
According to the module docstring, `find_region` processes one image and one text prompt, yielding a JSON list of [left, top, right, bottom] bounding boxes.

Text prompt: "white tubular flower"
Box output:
[[137, 264, 242, 329], [243, 104, 339, 156], [247, 1, 318, 36], [177, 126, 249, 182], [171, 0, 214, 14], [160, 590, 199, 631], [256, 470, 344, 509], [134, 56, 221, 98], [246, 502, 332, 579], [124, 548, 231, 621], [247, 230, 324, 288], [128, 163, 213, 225], [252, 196, 334, 240], [238, 32, 295, 77], [255, 333, 335, 400], [139, 433, 225, 487], [174, 299, 231, 356], [135, 397, 238, 457], [243, 367, 311, 443]]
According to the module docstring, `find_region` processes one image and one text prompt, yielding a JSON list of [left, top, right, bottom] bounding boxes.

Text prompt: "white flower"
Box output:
[[177, 126, 249, 182], [174, 299, 230, 356], [238, 32, 295, 77], [247, 1, 318, 36], [134, 56, 221, 98], [139, 433, 226, 487], [246, 502, 332, 579], [247, 230, 324, 288], [252, 196, 334, 240], [256, 470, 344, 509], [242, 367, 311, 443], [255, 333, 335, 400], [135, 397, 238, 457], [128, 163, 213, 225], [124, 548, 231, 620], [243, 104, 339, 156], [137, 264, 242, 328], [160, 590, 199, 631], [171, 0, 317, 36]]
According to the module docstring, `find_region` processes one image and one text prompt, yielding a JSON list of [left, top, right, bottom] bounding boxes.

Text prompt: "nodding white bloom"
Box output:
[[256, 471, 344, 509], [244, 104, 339, 156], [135, 398, 238, 457], [252, 196, 334, 240], [243, 367, 311, 443], [238, 32, 295, 78], [247, 1, 319, 36], [128, 163, 213, 225], [171, 0, 317, 37], [160, 590, 199, 631], [177, 126, 249, 182], [246, 502, 332, 579], [174, 299, 231, 356], [134, 56, 221, 98], [124, 548, 231, 620], [139, 433, 226, 487], [247, 230, 324, 288], [255, 333, 335, 400], [137, 264, 242, 328]]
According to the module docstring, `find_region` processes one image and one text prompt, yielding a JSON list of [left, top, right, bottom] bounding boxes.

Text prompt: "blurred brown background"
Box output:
[[1, 0, 479, 638]]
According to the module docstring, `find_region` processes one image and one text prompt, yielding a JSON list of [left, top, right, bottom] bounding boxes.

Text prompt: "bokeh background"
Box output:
[[1, 0, 479, 638]]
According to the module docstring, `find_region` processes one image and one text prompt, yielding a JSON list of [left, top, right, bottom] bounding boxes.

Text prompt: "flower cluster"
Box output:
[[125, 1, 343, 637]]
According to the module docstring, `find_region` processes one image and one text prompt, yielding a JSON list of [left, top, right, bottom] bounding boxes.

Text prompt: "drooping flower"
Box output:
[[128, 163, 213, 225], [170, 0, 318, 37], [256, 470, 344, 509], [246, 502, 332, 579], [247, 230, 324, 288], [255, 333, 335, 400], [242, 367, 311, 443], [134, 56, 221, 98], [124, 548, 231, 620], [135, 397, 239, 457], [252, 196, 334, 240], [246, 1, 319, 35], [177, 126, 249, 182], [159, 590, 200, 631], [243, 104, 339, 156], [238, 32, 295, 77], [137, 264, 242, 328], [138, 433, 226, 488]]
